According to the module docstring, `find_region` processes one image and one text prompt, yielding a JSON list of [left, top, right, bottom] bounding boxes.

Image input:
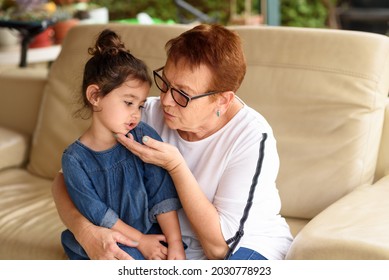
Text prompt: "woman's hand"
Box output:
[[77, 224, 138, 260], [52, 173, 137, 260], [116, 133, 184, 172]]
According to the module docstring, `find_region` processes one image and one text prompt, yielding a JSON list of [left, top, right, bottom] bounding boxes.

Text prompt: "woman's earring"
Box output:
[[216, 110, 220, 117]]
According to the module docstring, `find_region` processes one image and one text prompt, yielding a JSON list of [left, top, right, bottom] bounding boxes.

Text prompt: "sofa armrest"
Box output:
[[286, 175, 389, 259], [0, 127, 28, 170], [0, 68, 48, 137], [375, 100, 389, 181]]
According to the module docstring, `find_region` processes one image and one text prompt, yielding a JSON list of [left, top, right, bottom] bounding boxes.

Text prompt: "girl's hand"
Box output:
[[167, 240, 186, 260], [137, 234, 168, 260], [78, 224, 138, 260], [116, 134, 184, 172]]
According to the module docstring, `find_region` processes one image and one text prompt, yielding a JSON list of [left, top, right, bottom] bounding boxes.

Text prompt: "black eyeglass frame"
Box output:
[[153, 66, 223, 108]]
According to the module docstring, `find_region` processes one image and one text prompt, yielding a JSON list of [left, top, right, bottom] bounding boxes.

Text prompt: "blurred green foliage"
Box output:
[[91, 0, 177, 21], [281, 0, 329, 27], [92, 0, 231, 23], [92, 0, 334, 28]]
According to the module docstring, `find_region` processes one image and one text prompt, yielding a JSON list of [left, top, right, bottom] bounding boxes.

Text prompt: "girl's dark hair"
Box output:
[[76, 29, 151, 118]]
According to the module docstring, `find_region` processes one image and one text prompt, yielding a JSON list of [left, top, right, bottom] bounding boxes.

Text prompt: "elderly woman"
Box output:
[[52, 24, 293, 260]]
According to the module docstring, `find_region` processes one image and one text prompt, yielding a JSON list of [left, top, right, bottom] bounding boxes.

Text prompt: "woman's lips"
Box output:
[[163, 110, 175, 120]]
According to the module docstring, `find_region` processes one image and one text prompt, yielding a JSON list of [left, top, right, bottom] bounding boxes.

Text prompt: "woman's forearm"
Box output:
[[51, 172, 93, 239], [169, 162, 229, 259]]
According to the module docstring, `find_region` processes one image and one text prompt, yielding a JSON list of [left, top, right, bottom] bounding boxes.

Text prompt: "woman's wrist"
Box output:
[[75, 223, 96, 247], [166, 152, 185, 174]]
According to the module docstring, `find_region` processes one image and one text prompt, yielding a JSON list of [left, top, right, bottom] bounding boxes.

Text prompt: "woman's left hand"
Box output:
[[116, 133, 184, 172]]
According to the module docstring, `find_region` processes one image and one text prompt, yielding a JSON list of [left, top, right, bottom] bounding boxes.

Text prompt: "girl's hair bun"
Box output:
[[88, 29, 128, 57]]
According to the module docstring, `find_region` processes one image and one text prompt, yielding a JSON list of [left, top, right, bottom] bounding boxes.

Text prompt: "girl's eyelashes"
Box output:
[[124, 101, 145, 110]]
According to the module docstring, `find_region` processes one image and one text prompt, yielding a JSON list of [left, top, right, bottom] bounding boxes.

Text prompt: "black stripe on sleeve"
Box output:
[[224, 133, 268, 259]]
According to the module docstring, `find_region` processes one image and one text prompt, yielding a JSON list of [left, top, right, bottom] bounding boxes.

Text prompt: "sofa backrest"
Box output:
[[27, 23, 389, 221], [233, 26, 389, 219]]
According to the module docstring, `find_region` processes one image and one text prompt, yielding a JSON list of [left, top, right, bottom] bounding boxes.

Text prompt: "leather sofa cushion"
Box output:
[[287, 176, 389, 259], [0, 127, 27, 170], [375, 103, 389, 180], [0, 169, 66, 259], [0, 68, 47, 137]]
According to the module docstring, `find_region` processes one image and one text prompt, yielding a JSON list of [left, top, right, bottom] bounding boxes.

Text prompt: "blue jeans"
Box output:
[[227, 247, 267, 260]]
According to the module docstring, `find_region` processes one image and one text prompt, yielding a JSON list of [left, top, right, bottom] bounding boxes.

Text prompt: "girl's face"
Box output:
[[92, 79, 150, 136]]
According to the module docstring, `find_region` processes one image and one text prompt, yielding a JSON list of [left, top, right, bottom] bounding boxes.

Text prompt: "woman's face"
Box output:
[[159, 60, 219, 140]]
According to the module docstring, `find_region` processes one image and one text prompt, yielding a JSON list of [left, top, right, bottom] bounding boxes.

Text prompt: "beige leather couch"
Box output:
[[0, 23, 389, 260]]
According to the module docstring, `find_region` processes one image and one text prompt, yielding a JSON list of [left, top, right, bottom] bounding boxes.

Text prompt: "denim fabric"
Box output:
[[227, 247, 268, 260], [61, 224, 164, 260], [61, 122, 181, 260]]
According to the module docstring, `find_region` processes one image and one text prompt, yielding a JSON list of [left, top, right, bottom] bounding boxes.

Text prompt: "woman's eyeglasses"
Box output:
[[153, 66, 223, 108]]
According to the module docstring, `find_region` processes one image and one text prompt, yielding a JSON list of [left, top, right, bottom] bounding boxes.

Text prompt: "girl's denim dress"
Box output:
[[61, 122, 181, 260]]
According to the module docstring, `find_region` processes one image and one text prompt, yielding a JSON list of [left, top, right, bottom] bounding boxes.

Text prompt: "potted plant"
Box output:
[[0, 0, 57, 48], [51, 1, 93, 44], [0, 0, 53, 21], [51, 4, 78, 44]]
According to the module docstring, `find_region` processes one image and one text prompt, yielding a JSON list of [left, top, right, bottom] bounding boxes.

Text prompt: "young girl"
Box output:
[[60, 29, 185, 260]]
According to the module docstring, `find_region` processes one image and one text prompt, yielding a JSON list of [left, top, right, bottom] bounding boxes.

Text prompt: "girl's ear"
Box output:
[[86, 84, 101, 106]]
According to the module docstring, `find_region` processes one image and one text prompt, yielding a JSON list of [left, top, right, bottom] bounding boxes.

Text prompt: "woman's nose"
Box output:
[[160, 90, 176, 106]]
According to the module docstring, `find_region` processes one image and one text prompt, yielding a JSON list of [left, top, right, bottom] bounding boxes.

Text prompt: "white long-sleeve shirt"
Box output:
[[142, 97, 293, 259]]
